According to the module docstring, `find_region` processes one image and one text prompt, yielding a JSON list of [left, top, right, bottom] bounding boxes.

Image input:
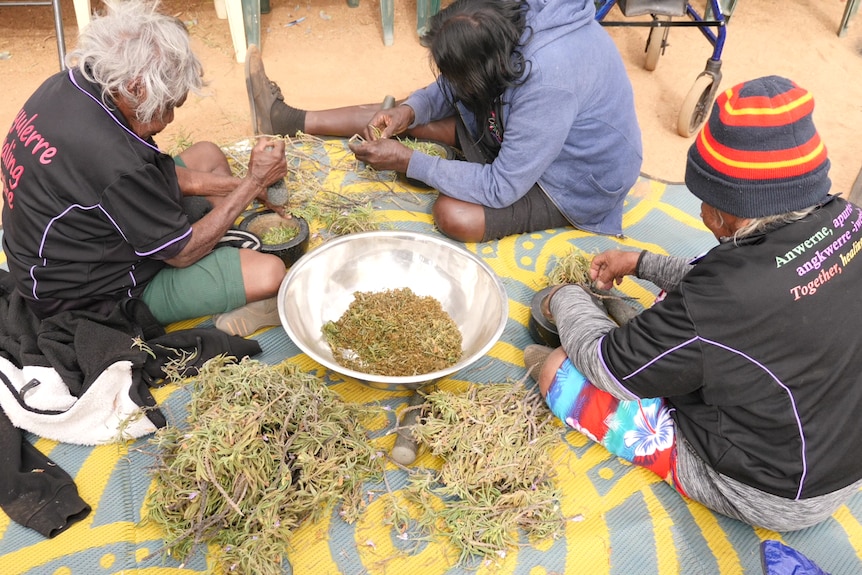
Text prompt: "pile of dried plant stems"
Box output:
[[222, 133, 428, 240], [145, 357, 385, 575], [386, 382, 566, 566], [547, 248, 593, 286], [322, 287, 462, 377], [144, 359, 567, 570]]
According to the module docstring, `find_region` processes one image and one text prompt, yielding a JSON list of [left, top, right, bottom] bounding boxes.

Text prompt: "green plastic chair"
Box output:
[[349, 0, 440, 46]]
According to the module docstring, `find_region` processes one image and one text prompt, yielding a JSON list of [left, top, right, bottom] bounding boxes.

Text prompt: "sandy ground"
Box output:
[[1, 0, 862, 198]]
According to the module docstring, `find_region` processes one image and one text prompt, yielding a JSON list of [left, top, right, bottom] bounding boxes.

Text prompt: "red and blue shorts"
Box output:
[[545, 358, 686, 494]]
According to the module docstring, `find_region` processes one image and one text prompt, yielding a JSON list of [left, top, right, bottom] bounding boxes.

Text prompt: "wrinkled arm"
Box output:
[[175, 165, 241, 198], [165, 138, 286, 268]]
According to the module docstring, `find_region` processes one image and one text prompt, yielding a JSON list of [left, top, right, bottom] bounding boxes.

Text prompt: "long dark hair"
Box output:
[[423, 0, 529, 122]]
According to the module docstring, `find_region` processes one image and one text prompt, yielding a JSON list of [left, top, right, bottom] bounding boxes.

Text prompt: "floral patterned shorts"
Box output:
[[545, 358, 685, 493]]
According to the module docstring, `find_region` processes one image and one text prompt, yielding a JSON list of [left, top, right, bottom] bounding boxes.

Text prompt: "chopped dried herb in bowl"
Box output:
[[322, 287, 462, 377]]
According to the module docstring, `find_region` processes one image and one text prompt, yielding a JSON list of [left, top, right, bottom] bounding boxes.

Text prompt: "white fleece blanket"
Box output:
[[0, 356, 158, 445]]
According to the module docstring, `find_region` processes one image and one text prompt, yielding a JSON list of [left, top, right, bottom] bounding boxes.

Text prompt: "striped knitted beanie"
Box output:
[[685, 75, 831, 218]]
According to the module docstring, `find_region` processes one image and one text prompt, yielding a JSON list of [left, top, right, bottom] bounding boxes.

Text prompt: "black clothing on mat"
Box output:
[[0, 270, 260, 537]]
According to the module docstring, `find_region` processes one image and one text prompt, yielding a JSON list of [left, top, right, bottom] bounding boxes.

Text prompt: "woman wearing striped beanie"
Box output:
[[525, 75, 862, 532]]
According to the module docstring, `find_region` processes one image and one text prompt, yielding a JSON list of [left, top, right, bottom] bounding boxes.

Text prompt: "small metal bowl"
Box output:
[[278, 230, 509, 391]]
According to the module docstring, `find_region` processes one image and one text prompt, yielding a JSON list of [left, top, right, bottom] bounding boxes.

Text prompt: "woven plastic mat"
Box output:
[[0, 139, 859, 575]]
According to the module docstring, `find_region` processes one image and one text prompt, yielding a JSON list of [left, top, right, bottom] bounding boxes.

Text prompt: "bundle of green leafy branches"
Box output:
[[145, 357, 385, 575], [385, 381, 565, 566]]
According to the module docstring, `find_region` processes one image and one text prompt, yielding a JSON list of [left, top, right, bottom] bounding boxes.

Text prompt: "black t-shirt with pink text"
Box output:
[[0, 69, 191, 318]]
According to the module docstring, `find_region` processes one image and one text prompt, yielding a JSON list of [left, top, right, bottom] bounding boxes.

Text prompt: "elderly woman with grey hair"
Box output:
[[1, 0, 287, 336], [525, 75, 862, 532]]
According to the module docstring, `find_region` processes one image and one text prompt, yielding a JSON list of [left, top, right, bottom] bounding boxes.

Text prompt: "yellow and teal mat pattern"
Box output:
[[0, 139, 860, 574]]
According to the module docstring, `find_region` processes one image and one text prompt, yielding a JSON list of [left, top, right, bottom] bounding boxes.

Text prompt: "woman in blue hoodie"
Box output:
[[246, 0, 643, 242]]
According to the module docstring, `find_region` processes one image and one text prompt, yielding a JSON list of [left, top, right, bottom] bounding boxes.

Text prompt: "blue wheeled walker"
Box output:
[[595, 0, 728, 137]]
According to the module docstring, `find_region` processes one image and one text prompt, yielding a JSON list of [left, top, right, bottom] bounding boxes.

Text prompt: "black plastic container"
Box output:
[[239, 211, 309, 267], [528, 286, 561, 348]]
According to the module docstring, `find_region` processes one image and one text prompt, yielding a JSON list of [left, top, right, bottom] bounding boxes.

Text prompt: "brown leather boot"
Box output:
[[244, 44, 282, 135]]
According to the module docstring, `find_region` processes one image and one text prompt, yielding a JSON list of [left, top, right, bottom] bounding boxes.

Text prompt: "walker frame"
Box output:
[[594, 0, 728, 137]]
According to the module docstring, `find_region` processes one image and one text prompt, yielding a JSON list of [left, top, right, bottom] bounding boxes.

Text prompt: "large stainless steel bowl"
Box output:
[[278, 230, 509, 391]]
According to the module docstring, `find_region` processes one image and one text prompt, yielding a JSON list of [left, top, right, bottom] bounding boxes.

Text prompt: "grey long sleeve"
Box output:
[[549, 252, 694, 401], [636, 252, 692, 293], [548, 285, 639, 401]]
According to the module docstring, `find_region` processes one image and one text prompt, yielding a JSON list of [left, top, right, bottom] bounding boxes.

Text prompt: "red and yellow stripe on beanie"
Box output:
[[685, 75, 831, 218]]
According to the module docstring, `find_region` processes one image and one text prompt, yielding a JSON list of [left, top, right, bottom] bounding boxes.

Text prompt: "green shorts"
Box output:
[[141, 247, 246, 324]]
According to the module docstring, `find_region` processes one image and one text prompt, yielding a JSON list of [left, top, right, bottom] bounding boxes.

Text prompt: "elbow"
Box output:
[[164, 253, 196, 268]]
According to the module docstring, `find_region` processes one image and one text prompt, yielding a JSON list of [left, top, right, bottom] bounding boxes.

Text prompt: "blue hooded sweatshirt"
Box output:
[[403, 0, 643, 236]]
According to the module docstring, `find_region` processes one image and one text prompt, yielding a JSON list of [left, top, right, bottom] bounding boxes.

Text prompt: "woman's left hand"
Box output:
[[348, 138, 413, 173]]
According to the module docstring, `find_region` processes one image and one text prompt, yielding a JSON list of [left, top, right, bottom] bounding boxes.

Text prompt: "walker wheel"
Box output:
[[677, 74, 716, 137], [644, 16, 670, 71]]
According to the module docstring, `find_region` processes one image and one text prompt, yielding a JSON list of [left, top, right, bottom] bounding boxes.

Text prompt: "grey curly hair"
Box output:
[[732, 206, 819, 241], [66, 0, 205, 124]]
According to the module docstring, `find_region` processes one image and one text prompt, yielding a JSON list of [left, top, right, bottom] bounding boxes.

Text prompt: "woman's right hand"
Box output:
[[590, 250, 641, 291], [363, 104, 416, 140], [247, 137, 288, 189]]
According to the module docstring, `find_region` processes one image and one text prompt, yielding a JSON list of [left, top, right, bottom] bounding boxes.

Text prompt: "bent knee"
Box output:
[[180, 141, 230, 173], [432, 196, 485, 243], [239, 250, 286, 298], [259, 253, 287, 292]]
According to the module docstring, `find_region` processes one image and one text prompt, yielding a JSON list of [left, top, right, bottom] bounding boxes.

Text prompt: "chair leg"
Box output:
[[381, 0, 394, 45], [72, 0, 91, 31], [50, 0, 66, 70], [839, 0, 862, 37], [417, 0, 440, 40], [225, 0, 248, 62], [214, 0, 227, 19]]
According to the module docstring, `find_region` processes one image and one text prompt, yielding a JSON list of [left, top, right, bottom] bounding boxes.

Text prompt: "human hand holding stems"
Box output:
[[589, 250, 641, 291], [539, 250, 643, 323], [347, 104, 416, 173], [365, 102, 414, 140]]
